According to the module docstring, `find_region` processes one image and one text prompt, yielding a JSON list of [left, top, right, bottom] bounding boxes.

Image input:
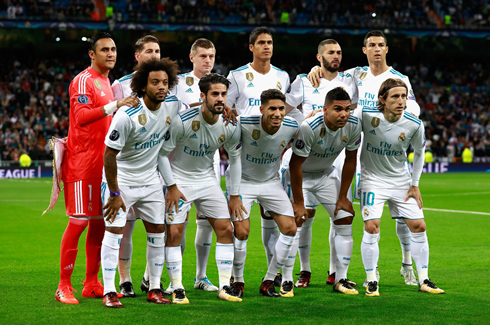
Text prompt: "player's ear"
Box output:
[[88, 50, 95, 60], [249, 44, 254, 52], [259, 105, 264, 114], [362, 47, 366, 55], [316, 53, 322, 64], [189, 53, 194, 63], [135, 52, 140, 62], [386, 46, 389, 54], [200, 92, 206, 102]]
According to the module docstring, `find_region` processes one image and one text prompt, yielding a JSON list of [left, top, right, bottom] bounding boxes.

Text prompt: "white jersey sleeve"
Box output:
[[286, 74, 305, 108], [111, 73, 134, 101], [105, 109, 132, 150], [292, 120, 315, 158], [226, 67, 243, 108]]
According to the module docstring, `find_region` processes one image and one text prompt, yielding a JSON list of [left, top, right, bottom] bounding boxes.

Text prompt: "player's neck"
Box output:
[[261, 117, 279, 135], [91, 63, 110, 78], [384, 110, 402, 123], [321, 68, 338, 81], [250, 60, 271, 75], [192, 69, 205, 80], [143, 96, 162, 111], [202, 107, 219, 125], [369, 62, 389, 76]]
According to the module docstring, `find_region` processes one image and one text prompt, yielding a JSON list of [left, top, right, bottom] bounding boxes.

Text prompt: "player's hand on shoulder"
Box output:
[[117, 96, 140, 109], [228, 195, 247, 222], [405, 186, 423, 209], [103, 195, 126, 224], [334, 196, 355, 217], [307, 66, 322, 88], [305, 109, 323, 119], [222, 105, 237, 126]]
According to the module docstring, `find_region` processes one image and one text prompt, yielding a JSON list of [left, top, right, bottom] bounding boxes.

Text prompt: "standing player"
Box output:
[[289, 87, 361, 295], [226, 26, 298, 279], [55, 32, 139, 305], [110, 34, 161, 298], [226, 89, 298, 298], [100, 58, 182, 308], [158, 73, 243, 303], [286, 39, 357, 288], [167, 38, 220, 293], [358, 78, 443, 296], [309, 30, 420, 286]]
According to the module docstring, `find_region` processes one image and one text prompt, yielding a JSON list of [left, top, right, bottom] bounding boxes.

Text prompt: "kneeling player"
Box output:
[[100, 58, 182, 308], [358, 78, 444, 296], [226, 89, 298, 298], [290, 87, 361, 295], [159, 73, 243, 303]]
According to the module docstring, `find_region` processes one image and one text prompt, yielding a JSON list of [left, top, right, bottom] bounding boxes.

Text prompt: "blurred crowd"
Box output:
[[1, 53, 489, 163], [2, 0, 490, 29]]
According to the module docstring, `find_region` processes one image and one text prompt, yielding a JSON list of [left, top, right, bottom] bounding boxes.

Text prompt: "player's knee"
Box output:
[[234, 226, 249, 241], [364, 221, 379, 234], [409, 220, 426, 233], [281, 220, 297, 236], [166, 225, 183, 244]]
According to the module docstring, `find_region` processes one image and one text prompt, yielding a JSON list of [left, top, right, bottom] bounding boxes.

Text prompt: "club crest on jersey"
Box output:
[[398, 132, 406, 142], [186, 77, 194, 86], [246, 72, 254, 82], [363, 208, 369, 218], [280, 140, 286, 149], [138, 114, 147, 126], [276, 82, 282, 91], [359, 72, 367, 80], [341, 135, 348, 144], [77, 95, 89, 104], [371, 117, 380, 128], [252, 130, 261, 140], [94, 79, 102, 90], [166, 116, 172, 127], [320, 127, 326, 138], [218, 134, 225, 144], [192, 121, 200, 132]]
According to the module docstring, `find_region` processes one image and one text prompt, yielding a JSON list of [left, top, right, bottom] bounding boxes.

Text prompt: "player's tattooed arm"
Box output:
[[335, 149, 357, 218], [103, 146, 126, 223], [289, 153, 308, 224]]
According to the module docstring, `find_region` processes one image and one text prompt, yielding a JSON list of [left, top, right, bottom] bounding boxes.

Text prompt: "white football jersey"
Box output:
[[111, 72, 134, 101], [346, 66, 419, 117], [168, 71, 202, 105], [292, 113, 362, 174], [226, 63, 290, 116], [104, 95, 183, 186], [358, 107, 425, 189], [159, 106, 241, 186], [287, 72, 358, 116], [237, 115, 298, 182]]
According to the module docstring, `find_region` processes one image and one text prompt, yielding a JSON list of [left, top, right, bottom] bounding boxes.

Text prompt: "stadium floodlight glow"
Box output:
[[55, 37, 60, 42], [82, 37, 87, 41], [372, 12, 376, 18]]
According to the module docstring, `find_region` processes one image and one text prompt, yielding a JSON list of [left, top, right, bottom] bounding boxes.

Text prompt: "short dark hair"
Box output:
[[317, 39, 338, 54], [190, 38, 215, 56], [249, 26, 272, 45], [89, 32, 113, 52], [131, 58, 179, 98], [363, 30, 387, 46], [261, 89, 285, 107], [377, 78, 407, 112], [134, 35, 159, 53], [198, 73, 230, 95], [324, 87, 351, 106]]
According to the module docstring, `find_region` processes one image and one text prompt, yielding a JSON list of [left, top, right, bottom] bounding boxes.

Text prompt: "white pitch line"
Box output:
[[423, 191, 490, 197], [352, 202, 490, 215]]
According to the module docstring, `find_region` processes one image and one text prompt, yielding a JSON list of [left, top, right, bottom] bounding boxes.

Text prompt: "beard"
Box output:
[[206, 101, 225, 115], [322, 56, 340, 73], [146, 91, 166, 104]]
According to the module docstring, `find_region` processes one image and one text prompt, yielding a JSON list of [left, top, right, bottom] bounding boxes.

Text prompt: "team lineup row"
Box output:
[[53, 27, 444, 308]]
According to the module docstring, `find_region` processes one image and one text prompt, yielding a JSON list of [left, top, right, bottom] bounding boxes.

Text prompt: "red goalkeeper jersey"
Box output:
[[62, 67, 114, 183]]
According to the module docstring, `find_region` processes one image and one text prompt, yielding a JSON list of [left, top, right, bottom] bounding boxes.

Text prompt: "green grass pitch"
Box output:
[[1, 172, 489, 324]]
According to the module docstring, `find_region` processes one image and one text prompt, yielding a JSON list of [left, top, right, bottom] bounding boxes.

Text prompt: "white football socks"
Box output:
[[195, 219, 213, 280], [261, 218, 278, 267], [333, 224, 353, 282], [232, 236, 247, 283], [361, 230, 379, 282], [410, 231, 429, 284], [146, 232, 165, 291], [166, 245, 183, 290], [265, 233, 295, 281], [216, 243, 234, 290], [298, 217, 314, 272], [396, 220, 413, 265], [118, 220, 135, 284], [329, 220, 337, 274], [101, 231, 123, 295], [282, 227, 301, 283]]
